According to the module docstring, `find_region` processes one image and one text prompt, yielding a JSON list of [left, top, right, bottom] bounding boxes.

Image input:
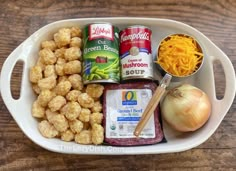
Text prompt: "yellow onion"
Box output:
[[161, 84, 211, 132]]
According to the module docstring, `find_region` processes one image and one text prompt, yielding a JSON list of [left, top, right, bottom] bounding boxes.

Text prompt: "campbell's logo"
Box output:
[[120, 31, 150, 43], [89, 24, 114, 40]]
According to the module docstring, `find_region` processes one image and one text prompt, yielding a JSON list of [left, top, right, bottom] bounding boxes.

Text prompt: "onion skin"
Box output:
[[161, 84, 211, 132]]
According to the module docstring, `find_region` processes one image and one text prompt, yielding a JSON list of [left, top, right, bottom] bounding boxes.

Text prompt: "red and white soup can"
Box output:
[[119, 25, 153, 81]]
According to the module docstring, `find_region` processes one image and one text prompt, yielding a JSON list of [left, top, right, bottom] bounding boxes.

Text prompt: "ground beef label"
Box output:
[[105, 89, 155, 138]]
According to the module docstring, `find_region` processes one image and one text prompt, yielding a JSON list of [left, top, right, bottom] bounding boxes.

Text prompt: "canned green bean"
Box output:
[[82, 23, 120, 84]]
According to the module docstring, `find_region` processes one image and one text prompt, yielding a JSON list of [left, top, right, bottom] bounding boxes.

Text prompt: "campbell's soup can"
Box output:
[[82, 23, 120, 84], [119, 25, 153, 81]]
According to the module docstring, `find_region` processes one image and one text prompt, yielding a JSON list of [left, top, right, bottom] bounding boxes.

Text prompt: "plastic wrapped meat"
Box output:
[[103, 82, 164, 146]]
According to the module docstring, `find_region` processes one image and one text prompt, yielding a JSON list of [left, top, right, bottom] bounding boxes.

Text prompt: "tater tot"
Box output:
[[70, 27, 82, 38], [37, 90, 56, 107], [61, 129, 74, 142], [36, 56, 46, 71], [48, 95, 66, 112], [69, 119, 83, 134], [55, 64, 65, 76], [32, 83, 41, 94], [60, 103, 68, 115], [51, 114, 69, 132], [30, 66, 42, 83], [75, 130, 92, 145], [64, 60, 81, 75], [68, 74, 83, 90], [54, 48, 66, 59], [54, 28, 71, 48], [38, 76, 57, 90], [57, 76, 68, 83], [86, 84, 104, 99], [44, 65, 57, 78], [64, 102, 81, 121], [32, 100, 45, 118], [55, 58, 66, 76], [70, 37, 82, 48], [91, 124, 104, 145], [90, 112, 103, 125], [57, 57, 66, 65], [91, 101, 102, 113], [41, 40, 57, 51], [38, 120, 59, 138], [79, 108, 91, 122], [66, 90, 81, 101], [39, 48, 57, 65], [64, 47, 82, 61], [45, 109, 59, 123], [54, 81, 72, 96], [78, 93, 94, 108]]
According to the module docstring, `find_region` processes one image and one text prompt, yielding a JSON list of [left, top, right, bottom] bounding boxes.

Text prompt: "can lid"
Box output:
[[84, 22, 119, 28], [83, 79, 119, 85], [125, 25, 151, 29]]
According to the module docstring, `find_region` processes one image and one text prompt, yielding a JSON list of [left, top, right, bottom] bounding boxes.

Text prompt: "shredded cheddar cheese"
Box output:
[[157, 34, 203, 77]]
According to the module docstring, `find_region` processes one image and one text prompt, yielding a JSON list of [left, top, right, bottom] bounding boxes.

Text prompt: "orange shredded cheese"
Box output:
[[157, 34, 203, 77]]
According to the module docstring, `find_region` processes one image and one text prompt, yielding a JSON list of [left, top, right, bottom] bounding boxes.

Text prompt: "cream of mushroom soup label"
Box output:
[[119, 26, 153, 81]]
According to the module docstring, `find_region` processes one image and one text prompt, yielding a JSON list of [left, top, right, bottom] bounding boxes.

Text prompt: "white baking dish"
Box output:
[[1, 17, 235, 155]]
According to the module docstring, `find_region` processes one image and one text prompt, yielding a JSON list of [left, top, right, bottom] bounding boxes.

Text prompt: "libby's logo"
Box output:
[[89, 24, 114, 40], [120, 31, 150, 43]]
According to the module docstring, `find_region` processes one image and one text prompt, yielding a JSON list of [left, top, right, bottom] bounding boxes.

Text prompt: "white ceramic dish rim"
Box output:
[[0, 17, 235, 155]]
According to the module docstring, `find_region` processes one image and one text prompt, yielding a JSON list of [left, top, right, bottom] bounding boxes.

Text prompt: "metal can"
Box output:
[[119, 25, 153, 80], [82, 23, 120, 84]]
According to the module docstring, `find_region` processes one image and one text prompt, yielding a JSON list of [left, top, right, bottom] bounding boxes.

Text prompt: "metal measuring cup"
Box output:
[[134, 34, 204, 137]]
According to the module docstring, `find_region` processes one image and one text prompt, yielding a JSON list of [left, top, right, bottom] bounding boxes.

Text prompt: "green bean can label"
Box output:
[[82, 23, 120, 84]]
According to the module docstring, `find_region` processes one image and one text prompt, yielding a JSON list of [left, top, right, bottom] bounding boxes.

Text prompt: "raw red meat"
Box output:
[[103, 82, 164, 146]]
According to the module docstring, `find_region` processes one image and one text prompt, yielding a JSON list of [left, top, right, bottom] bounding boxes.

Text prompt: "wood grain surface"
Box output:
[[0, 0, 235, 170]]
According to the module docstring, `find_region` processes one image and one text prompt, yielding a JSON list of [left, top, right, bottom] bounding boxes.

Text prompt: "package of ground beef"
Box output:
[[103, 82, 164, 146]]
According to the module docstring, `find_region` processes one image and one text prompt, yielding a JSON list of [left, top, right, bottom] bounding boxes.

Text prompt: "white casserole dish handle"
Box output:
[[0, 43, 30, 119], [209, 52, 236, 117]]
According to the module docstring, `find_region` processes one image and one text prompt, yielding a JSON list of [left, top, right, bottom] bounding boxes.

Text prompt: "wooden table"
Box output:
[[0, 0, 235, 170]]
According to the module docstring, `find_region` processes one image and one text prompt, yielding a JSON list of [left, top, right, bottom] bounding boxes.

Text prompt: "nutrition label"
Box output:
[[105, 89, 155, 138]]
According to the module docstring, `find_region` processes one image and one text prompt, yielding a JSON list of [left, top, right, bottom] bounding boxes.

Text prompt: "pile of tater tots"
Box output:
[[29, 27, 104, 145]]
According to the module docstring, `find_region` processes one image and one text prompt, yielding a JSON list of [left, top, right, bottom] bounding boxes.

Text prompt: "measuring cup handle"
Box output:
[[134, 85, 166, 137]]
